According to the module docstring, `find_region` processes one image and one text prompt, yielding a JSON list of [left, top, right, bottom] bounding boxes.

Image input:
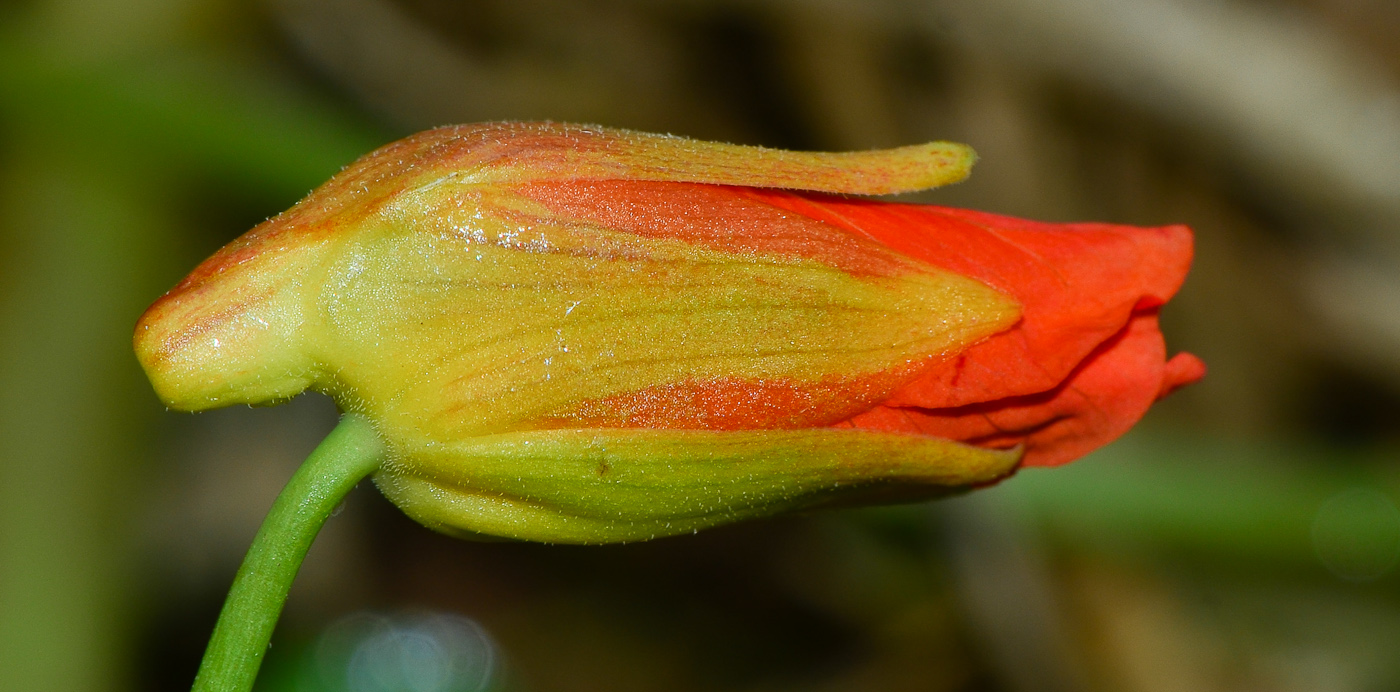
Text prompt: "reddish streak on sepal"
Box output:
[[539, 368, 923, 432], [515, 180, 919, 277]]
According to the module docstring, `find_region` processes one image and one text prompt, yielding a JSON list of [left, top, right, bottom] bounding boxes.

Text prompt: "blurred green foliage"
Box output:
[[0, 3, 381, 690]]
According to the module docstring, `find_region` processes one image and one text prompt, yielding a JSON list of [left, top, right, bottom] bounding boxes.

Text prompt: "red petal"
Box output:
[[754, 192, 1195, 408], [753, 191, 1201, 466], [837, 311, 1203, 466]]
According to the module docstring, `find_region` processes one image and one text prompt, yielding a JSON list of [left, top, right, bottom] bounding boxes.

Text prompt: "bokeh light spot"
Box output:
[[313, 611, 499, 692]]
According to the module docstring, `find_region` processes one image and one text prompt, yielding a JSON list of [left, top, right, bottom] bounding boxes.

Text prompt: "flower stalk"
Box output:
[[191, 413, 384, 692]]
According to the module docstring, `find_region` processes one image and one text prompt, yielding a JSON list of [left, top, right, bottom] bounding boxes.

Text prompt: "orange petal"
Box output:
[[754, 192, 1195, 408], [839, 311, 1204, 467]]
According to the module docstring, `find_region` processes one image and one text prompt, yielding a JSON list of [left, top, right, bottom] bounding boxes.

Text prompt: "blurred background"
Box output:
[[3, 0, 1400, 690]]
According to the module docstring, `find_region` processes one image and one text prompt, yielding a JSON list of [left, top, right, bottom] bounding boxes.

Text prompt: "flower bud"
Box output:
[[136, 122, 1200, 543]]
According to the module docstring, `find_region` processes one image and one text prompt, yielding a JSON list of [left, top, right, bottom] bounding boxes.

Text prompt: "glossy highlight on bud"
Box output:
[[135, 122, 1201, 544]]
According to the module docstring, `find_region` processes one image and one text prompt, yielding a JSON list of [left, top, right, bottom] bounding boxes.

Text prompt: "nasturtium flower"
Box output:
[[135, 122, 1202, 544]]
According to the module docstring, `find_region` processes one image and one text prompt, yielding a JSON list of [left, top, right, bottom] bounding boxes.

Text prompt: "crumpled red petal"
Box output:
[[835, 312, 1206, 466], [756, 191, 1203, 466]]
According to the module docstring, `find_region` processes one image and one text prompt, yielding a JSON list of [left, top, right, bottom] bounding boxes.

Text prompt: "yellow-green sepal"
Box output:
[[373, 428, 1022, 544]]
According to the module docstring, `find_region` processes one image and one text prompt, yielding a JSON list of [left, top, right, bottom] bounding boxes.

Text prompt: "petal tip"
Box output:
[[1157, 352, 1207, 400]]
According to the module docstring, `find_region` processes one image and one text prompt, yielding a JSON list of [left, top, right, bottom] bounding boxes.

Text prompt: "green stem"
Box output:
[[192, 413, 385, 692]]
